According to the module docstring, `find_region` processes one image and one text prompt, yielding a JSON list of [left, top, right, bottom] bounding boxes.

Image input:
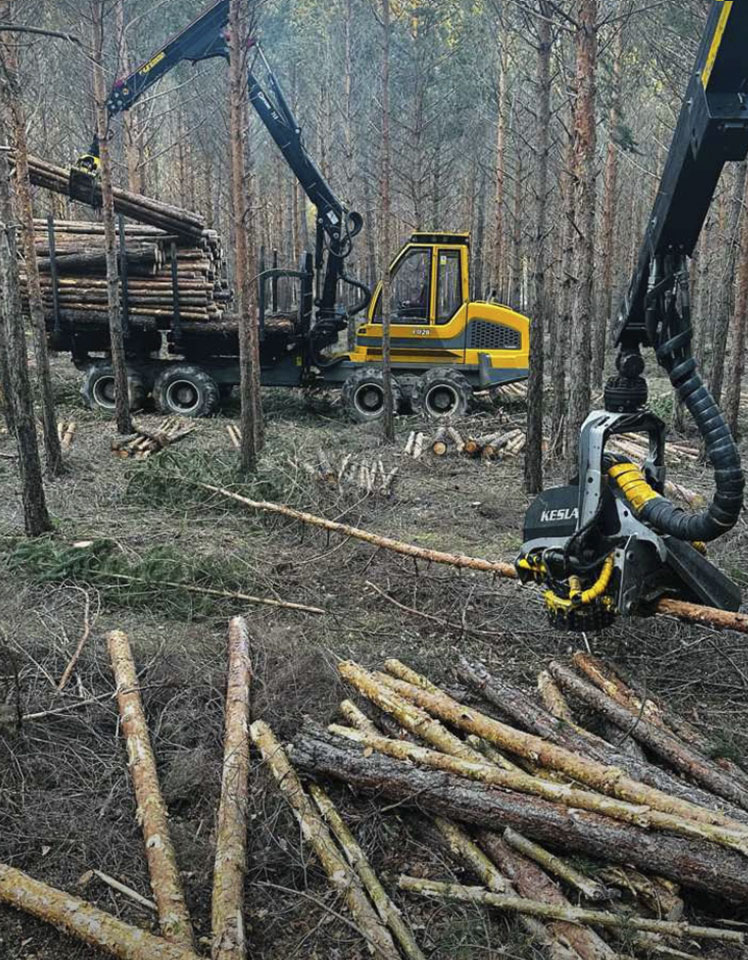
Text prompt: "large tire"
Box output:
[[341, 367, 402, 424], [81, 363, 146, 414], [153, 364, 220, 418], [413, 368, 473, 419]]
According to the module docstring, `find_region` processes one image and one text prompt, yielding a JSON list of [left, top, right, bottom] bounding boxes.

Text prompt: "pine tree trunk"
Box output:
[[711, 162, 746, 404], [565, 0, 598, 465], [524, 2, 552, 495], [0, 10, 62, 476], [0, 180, 52, 535], [724, 169, 748, 437], [550, 135, 575, 454], [380, 0, 395, 442], [492, 55, 507, 298], [92, 5, 132, 436], [592, 21, 624, 389], [228, 0, 261, 473]]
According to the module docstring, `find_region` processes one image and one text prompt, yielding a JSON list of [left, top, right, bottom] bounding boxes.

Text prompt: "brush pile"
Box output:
[[404, 425, 526, 461], [272, 652, 748, 957], [20, 219, 229, 326]]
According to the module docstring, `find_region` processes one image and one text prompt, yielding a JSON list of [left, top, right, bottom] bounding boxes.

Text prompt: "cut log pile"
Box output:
[[111, 418, 196, 459], [405, 426, 526, 461], [20, 219, 230, 327], [305, 449, 399, 497], [275, 654, 748, 956]]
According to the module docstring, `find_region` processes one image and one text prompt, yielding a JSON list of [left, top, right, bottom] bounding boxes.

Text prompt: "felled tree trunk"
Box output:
[[290, 728, 748, 901], [212, 618, 252, 960], [108, 631, 194, 948], [458, 657, 748, 825], [549, 661, 748, 812], [0, 863, 201, 960], [250, 721, 401, 960]]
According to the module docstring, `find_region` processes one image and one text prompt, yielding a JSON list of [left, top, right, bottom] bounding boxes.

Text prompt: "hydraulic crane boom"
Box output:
[[74, 0, 367, 337], [516, 1, 748, 630]]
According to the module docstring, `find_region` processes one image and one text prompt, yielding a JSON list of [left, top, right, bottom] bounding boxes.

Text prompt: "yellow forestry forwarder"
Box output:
[[65, 0, 529, 421]]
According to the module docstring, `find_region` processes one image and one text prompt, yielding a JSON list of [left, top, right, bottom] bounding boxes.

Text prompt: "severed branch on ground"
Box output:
[[112, 417, 196, 460]]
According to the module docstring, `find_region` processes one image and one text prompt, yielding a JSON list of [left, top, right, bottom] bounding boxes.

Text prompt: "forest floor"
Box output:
[[2, 354, 748, 959]]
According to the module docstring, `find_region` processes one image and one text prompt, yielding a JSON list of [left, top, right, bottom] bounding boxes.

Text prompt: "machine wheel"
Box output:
[[396, 374, 420, 414], [413, 368, 473, 419], [341, 367, 402, 423], [153, 364, 220, 418], [81, 363, 146, 414]]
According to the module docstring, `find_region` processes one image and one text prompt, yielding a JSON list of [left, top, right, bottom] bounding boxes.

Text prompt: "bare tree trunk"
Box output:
[[550, 135, 575, 455], [565, 0, 598, 465], [524, 2, 553, 495], [380, 0, 395, 442], [473, 167, 486, 300], [0, 7, 62, 476], [592, 18, 624, 389], [0, 146, 51, 536], [724, 170, 748, 437], [228, 0, 261, 473], [492, 53, 507, 298], [115, 0, 142, 194], [711, 161, 746, 405], [509, 129, 523, 309], [92, 4, 132, 436]]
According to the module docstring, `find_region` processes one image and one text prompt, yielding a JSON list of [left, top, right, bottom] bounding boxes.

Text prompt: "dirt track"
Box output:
[[1, 356, 748, 959]]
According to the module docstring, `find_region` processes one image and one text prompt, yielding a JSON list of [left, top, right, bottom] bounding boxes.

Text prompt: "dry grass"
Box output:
[[1, 356, 747, 957]]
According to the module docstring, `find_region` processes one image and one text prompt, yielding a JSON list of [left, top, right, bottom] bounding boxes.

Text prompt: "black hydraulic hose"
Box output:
[[638, 260, 744, 542]]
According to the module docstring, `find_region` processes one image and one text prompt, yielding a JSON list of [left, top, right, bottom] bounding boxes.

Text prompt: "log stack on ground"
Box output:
[[111, 418, 196, 459], [405, 426, 527, 462], [20, 219, 229, 328]]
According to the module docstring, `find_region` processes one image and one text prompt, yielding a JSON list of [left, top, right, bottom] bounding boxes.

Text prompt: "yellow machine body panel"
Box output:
[[347, 233, 530, 387]]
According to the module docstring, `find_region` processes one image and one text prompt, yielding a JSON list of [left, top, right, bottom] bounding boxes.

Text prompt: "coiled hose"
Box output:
[[638, 257, 744, 542]]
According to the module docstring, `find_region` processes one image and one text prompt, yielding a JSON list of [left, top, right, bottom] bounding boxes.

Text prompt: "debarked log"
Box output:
[[289, 728, 748, 901]]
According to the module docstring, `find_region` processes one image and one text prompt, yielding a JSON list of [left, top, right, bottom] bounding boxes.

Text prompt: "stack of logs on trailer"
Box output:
[[19, 218, 233, 359]]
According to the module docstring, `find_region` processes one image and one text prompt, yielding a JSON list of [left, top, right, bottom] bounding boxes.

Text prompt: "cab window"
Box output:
[[436, 250, 462, 324], [375, 247, 431, 323]]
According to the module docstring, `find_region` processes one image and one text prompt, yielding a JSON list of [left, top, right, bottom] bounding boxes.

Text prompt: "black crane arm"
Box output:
[[608, 0, 748, 546], [615, 1, 748, 348], [79, 0, 367, 329]]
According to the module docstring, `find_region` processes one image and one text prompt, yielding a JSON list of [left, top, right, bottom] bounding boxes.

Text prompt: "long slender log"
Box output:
[[457, 657, 748, 825], [342, 695, 592, 960], [571, 652, 748, 788], [191, 481, 748, 636], [374, 661, 748, 832], [290, 729, 748, 900], [107, 631, 194, 948], [502, 829, 611, 903], [537, 671, 575, 722], [429, 818, 588, 960], [212, 618, 252, 960], [549, 660, 748, 812], [309, 784, 426, 960], [0, 864, 203, 960], [250, 721, 401, 960], [475, 832, 617, 960], [396, 878, 743, 944], [327, 723, 748, 854]]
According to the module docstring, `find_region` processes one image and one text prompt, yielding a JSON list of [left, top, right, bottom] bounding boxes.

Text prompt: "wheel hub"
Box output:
[[427, 385, 458, 414], [166, 380, 200, 414], [356, 385, 384, 413]]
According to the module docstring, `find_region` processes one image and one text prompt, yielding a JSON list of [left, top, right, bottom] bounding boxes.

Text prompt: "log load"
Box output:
[[20, 219, 229, 329]]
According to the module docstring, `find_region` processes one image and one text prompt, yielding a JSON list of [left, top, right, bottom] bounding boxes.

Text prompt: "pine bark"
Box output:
[[212, 618, 252, 960], [524, 2, 552, 495], [592, 20, 624, 388], [0, 11, 62, 476], [92, 5, 132, 435], [0, 133, 51, 536], [380, 0, 395, 442], [550, 133, 575, 454], [291, 728, 748, 901], [723, 166, 748, 437], [0, 863, 202, 960], [108, 631, 194, 948], [228, 0, 261, 473], [565, 0, 598, 465], [250, 721, 401, 960]]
